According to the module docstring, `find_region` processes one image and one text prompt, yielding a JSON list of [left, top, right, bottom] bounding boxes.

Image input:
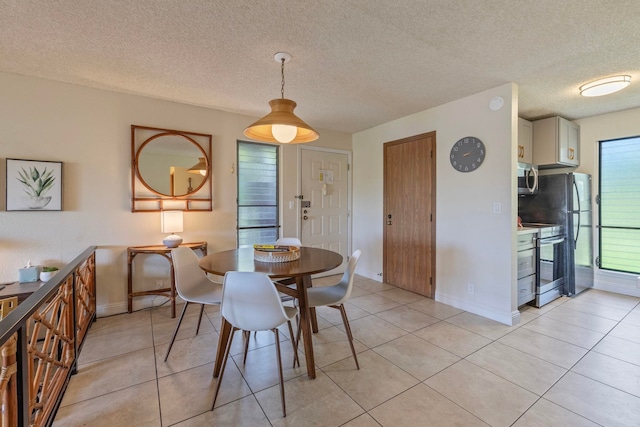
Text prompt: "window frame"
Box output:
[[236, 140, 280, 247], [597, 135, 640, 275]]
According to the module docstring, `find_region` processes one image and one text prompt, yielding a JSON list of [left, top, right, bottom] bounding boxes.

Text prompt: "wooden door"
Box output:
[[300, 148, 350, 275], [383, 132, 436, 297]]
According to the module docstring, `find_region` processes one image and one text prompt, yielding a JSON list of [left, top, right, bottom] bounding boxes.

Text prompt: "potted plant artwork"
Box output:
[[17, 166, 56, 209], [40, 266, 59, 282]]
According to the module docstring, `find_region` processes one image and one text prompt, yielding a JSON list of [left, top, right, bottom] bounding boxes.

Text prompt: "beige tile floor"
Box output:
[[53, 276, 640, 426]]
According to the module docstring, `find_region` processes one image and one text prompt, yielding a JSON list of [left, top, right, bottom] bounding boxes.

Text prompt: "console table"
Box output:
[[127, 242, 207, 318]]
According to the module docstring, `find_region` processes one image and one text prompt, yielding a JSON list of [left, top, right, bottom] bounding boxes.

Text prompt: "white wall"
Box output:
[[0, 72, 351, 316], [353, 83, 518, 325], [576, 107, 640, 297]]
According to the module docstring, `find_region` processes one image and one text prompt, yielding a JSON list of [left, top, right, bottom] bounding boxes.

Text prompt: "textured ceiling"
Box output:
[[1, 0, 639, 134]]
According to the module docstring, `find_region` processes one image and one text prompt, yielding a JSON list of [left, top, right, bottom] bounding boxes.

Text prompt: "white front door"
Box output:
[[300, 148, 351, 275]]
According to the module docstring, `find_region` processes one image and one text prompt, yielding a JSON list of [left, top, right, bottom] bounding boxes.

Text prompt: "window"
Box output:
[[237, 141, 279, 246], [598, 136, 640, 274]]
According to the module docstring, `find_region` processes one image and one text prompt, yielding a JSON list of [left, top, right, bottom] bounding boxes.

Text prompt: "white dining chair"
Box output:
[[273, 237, 301, 288], [163, 247, 223, 362], [295, 249, 362, 369], [212, 271, 299, 416], [275, 237, 301, 247]]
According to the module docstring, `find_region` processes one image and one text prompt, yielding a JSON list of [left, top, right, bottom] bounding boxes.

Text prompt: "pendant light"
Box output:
[[244, 52, 319, 144], [187, 157, 207, 176]]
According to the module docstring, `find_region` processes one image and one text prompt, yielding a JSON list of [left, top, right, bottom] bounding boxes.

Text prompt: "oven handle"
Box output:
[[539, 237, 565, 245]]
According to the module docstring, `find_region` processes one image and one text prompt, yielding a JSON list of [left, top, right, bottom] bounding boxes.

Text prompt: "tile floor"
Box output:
[[53, 275, 640, 426]]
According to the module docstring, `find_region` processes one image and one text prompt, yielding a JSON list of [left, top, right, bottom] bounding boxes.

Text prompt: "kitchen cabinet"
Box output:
[[517, 118, 533, 164], [533, 116, 579, 168], [517, 229, 537, 306]]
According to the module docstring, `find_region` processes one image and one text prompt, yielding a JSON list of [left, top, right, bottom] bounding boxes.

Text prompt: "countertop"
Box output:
[[517, 227, 539, 235]]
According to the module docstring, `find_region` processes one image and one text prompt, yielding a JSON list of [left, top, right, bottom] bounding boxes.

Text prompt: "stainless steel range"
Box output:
[[523, 223, 565, 307]]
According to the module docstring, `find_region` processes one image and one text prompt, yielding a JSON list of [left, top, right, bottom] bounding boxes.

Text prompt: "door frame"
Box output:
[[297, 146, 353, 259]]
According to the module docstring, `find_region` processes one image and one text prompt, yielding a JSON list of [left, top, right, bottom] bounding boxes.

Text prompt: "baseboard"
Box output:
[[435, 291, 515, 326], [511, 310, 521, 325], [96, 295, 183, 318], [594, 282, 640, 298], [97, 302, 127, 318], [355, 267, 383, 282]]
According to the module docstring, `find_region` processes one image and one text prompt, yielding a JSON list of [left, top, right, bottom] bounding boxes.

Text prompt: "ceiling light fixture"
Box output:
[[579, 75, 631, 97], [243, 52, 319, 144]]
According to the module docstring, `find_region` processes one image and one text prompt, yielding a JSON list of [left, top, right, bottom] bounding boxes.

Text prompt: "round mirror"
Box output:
[[136, 132, 208, 197]]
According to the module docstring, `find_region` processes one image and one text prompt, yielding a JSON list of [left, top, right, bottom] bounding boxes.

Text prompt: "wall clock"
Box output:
[[450, 136, 486, 172]]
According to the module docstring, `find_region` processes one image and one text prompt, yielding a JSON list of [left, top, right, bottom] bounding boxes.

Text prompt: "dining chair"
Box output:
[[212, 271, 299, 416], [296, 249, 362, 369], [273, 237, 301, 289], [163, 247, 223, 362], [275, 237, 301, 247], [0, 296, 18, 320]]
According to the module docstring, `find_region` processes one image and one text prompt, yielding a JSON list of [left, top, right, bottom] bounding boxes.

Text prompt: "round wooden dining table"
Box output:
[[199, 246, 343, 379]]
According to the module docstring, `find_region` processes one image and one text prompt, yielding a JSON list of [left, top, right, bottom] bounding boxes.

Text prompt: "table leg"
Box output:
[[127, 251, 134, 313], [213, 317, 232, 378], [296, 274, 316, 379]]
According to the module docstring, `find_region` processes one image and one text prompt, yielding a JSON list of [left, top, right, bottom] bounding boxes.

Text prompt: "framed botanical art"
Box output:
[[6, 159, 63, 211]]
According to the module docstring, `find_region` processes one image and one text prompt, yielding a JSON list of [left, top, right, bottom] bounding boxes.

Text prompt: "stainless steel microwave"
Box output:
[[517, 162, 538, 195]]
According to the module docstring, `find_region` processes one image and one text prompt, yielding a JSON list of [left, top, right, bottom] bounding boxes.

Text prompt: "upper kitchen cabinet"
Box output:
[[518, 118, 533, 164], [533, 116, 579, 168]]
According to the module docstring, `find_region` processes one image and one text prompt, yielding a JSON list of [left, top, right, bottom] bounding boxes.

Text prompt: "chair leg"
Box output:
[[212, 326, 237, 411], [242, 330, 250, 365], [195, 303, 205, 335], [294, 314, 302, 350], [337, 304, 360, 370], [287, 320, 299, 368], [273, 328, 286, 417], [163, 302, 190, 362]]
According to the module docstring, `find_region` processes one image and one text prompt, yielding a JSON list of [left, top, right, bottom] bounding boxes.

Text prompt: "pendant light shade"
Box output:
[[187, 157, 207, 176], [243, 52, 319, 144], [244, 98, 319, 143]]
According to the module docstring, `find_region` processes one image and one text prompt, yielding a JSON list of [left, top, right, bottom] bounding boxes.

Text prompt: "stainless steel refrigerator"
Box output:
[[518, 172, 594, 296]]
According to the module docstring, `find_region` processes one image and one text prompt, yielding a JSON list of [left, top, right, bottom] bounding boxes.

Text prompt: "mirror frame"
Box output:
[[131, 125, 212, 212]]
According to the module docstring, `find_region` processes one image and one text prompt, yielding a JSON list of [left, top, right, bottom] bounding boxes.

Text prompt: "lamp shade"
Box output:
[[243, 98, 319, 144], [161, 211, 183, 233], [580, 75, 631, 97], [188, 157, 207, 176]]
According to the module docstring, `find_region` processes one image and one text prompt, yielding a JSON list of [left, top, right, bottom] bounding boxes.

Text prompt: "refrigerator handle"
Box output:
[[573, 178, 581, 248], [573, 211, 580, 247], [573, 178, 581, 213]]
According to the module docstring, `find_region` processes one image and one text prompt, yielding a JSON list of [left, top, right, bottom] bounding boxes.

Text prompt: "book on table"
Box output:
[[253, 244, 291, 252]]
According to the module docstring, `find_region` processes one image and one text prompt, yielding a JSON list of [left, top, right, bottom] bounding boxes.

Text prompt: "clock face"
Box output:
[[450, 137, 486, 172]]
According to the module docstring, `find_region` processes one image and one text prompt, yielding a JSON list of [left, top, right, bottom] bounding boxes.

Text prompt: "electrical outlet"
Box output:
[[467, 283, 475, 294]]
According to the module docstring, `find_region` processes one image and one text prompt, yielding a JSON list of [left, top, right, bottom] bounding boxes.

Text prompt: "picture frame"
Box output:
[[6, 159, 63, 211]]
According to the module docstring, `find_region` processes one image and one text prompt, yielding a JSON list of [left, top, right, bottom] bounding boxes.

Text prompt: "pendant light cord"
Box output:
[[280, 58, 286, 99]]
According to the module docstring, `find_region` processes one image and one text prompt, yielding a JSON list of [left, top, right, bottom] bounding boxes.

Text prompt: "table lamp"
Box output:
[[161, 210, 183, 248]]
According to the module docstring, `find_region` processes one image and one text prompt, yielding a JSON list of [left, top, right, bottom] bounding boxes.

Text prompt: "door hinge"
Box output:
[[347, 163, 350, 171], [430, 213, 432, 221], [430, 277, 432, 285], [595, 194, 600, 204], [294, 195, 304, 199]]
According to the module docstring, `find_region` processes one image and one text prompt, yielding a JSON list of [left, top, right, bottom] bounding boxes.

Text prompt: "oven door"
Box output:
[[536, 235, 565, 306]]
